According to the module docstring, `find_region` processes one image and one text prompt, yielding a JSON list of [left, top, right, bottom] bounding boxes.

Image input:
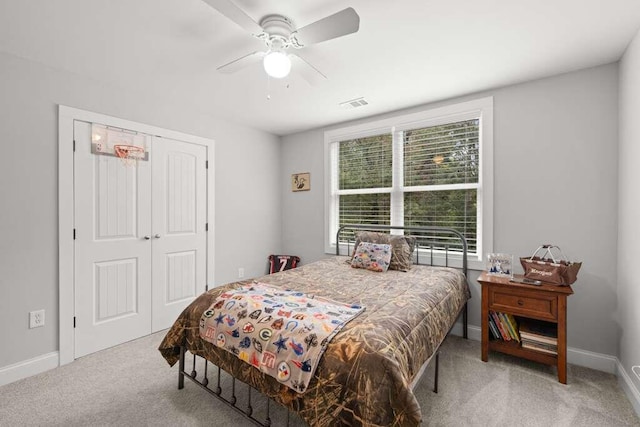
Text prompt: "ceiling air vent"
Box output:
[[339, 97, 369, 109]]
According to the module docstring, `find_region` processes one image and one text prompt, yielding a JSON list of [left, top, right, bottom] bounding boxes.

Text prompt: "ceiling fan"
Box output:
[[202, 0, 360, 84]]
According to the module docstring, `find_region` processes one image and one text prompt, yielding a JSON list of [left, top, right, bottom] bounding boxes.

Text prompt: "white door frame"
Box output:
[[58, 105, 215, 365]]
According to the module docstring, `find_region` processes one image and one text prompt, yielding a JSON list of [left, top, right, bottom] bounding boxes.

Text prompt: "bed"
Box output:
[[159, 225, 471, 426]]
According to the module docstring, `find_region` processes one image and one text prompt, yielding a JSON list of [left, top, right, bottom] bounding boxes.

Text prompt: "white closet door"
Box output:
[[151, 137, 207, 332], [74, 121, 153, 358]]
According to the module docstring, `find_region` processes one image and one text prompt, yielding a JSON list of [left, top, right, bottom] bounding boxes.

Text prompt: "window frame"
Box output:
[[324, 97, 493, 270]]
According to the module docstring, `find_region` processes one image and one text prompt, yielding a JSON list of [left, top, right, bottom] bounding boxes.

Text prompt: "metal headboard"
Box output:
[[335, 224, 468, 279]]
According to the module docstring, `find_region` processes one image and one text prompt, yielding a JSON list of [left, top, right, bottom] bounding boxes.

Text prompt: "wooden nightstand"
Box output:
[[478, 272, 574, 384]]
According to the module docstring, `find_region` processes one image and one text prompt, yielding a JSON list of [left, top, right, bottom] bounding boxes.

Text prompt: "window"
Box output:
[[325, 97, 493, 269]]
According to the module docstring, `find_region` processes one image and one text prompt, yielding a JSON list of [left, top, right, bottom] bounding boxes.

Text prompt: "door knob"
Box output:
[[154, 234, 161, 239], [143, 235, 151, 240]]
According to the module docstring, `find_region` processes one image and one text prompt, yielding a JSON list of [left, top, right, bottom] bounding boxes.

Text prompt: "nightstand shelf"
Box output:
[[489, 338, 558, 365], [478, 272, 574, 384]]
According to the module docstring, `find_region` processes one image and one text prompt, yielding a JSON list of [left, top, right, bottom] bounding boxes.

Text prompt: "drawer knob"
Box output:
[[517, 299, 524, 306]]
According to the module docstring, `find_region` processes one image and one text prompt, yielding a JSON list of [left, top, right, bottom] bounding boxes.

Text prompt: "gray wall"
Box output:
[[281, 63, 620, 357], [0, 52, 282, 368], [618, 29, 640, 394]]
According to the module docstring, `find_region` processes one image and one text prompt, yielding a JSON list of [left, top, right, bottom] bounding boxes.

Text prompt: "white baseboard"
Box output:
[[450, 322, 617, 373], [617, 361, 640, 418], [0, 352, 59, 387], [567, 346, 617, 374]]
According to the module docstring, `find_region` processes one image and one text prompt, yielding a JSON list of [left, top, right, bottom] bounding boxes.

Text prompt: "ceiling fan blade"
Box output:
[[217, 51, 265, 73], [201, 0, 263, 35], [292, 8, 360, 47], [290, 54, 327, 86]]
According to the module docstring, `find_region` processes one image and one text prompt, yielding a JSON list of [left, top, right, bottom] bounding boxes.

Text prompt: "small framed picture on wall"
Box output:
[[291, 172, 310, 192]]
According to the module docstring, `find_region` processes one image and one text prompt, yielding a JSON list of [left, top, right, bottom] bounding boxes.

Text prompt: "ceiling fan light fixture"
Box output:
[[263, 51, 291, 79]]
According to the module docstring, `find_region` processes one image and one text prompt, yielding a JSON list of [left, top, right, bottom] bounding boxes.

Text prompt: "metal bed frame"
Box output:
[[176, 225, 470, 426]]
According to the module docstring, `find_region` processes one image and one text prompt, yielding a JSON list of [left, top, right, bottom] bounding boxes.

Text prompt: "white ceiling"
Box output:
[[1, 0, 639, 136]]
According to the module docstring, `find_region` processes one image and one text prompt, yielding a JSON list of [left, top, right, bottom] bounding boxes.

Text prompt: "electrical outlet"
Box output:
[[29, 310, 45, 329], [238, 267, 245, 279]]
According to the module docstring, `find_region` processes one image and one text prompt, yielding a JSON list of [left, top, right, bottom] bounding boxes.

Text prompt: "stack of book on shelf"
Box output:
[[518, 319, 557, 355], [488, 311, 520, 342]]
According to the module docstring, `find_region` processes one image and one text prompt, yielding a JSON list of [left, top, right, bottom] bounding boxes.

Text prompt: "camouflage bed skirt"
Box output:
[[159, 256, 470, 426]]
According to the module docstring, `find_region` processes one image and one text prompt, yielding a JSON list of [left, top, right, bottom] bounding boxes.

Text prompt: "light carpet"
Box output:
[[0, 332, 638, 426]]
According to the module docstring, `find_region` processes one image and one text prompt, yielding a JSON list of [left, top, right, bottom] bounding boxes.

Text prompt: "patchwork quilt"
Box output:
[[198, 282, 364, 393]]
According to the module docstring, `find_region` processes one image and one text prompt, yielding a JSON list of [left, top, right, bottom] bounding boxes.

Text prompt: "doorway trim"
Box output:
[[58, 105, 215, 365]]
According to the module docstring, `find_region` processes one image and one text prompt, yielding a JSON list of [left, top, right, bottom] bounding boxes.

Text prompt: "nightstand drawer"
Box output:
[[489, 287, 557, 321]]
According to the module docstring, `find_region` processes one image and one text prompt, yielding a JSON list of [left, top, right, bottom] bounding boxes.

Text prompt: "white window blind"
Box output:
[[338, 133, 392, 190], [403, 119, 480, 253], [339, 193, 391, 226], [337, 133, 392, 226], [403, 120, 479, 187]]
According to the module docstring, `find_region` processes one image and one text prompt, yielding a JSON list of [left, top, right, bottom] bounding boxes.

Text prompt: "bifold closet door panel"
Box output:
[[150, 136, 207, 332], [73, 120, 153, 358]]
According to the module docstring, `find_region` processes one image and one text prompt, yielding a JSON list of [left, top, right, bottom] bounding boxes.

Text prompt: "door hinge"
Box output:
[[205, 223, 208, 232], [73, 229, 76, 240], [206, 160, 209, 169], [205, 284, 209, 291], [73, 316, 76, 328], [73, 140, 76, 152]]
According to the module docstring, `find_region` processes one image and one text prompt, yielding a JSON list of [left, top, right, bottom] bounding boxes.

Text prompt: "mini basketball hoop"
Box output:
[[114, 144, 145, 166]]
